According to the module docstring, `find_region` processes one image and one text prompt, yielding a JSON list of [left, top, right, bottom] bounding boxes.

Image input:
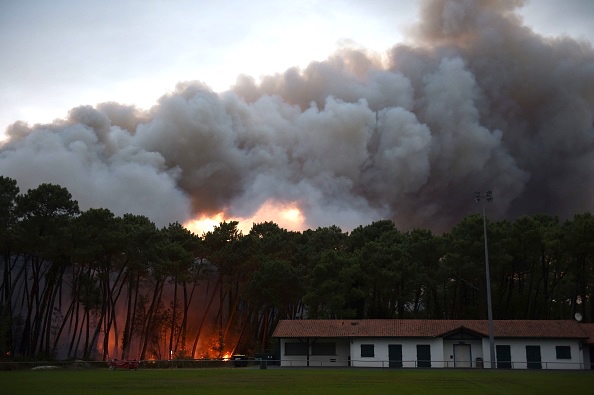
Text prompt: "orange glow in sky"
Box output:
[[185, 212, 227, 236], [184, 200, 306, 235]]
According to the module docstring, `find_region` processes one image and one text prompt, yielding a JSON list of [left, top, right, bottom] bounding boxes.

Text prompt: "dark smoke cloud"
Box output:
[[1, 0, 593, 232]]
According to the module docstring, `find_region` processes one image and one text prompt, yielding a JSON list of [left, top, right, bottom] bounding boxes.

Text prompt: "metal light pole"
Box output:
[[475, 191, 495, 369]]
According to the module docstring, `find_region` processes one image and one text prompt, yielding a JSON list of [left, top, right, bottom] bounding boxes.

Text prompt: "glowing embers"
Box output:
[[184, 199, 306, 235], [194, 333, 235, 360]]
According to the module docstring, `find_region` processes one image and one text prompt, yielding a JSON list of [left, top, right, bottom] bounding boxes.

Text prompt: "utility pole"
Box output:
[[475, 191, 495, 368]]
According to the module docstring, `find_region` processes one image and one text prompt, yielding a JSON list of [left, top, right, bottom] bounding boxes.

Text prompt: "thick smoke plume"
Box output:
[[1, 0, 593, 232]]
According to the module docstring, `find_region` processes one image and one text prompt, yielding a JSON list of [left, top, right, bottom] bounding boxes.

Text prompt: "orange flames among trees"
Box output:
[[3, 180, 306, 362], [184, 199, 306, 235]]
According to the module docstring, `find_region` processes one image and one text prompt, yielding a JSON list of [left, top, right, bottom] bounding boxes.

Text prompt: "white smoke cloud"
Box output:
[[1, 113, 190, 227], [1, 0, 593, 232]]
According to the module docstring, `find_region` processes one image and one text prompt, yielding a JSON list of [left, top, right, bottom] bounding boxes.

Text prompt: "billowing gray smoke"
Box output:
[[1, 0, 593, 232]]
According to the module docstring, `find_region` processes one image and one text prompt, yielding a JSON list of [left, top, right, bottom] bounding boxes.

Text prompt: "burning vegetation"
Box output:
[[1, 177, 593, 362], [1, 0, 594, 361]]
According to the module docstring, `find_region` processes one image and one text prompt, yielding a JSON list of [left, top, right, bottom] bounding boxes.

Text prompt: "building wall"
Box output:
[[583, 345, 593, 370], [279, 338, 350, 367], [496, 338, 584, 370], [279, 337, 585, 369], [480, 338, 495, 368], [443, 339, 484, 368], [350, 338, 445, 368]]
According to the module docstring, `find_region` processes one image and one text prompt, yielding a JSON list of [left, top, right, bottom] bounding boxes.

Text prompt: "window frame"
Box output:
[[555, 345, 572, 360], [360, 344, 375, 358]]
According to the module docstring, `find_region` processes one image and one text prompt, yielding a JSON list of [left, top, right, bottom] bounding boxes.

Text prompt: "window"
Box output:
[[361, 344, 375, 358], [311, 342, 336, 356], [556, 346, 571, 360], [285, 342, 308, 356]]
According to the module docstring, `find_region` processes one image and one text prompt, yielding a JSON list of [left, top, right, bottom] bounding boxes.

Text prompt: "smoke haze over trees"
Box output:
[[1, 0, 593, 233], [1, 177, 593, 361]]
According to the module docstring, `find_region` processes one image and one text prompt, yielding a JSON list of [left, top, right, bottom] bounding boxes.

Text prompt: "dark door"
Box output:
[[496, 345, 512, 369], [417, 344, 431, 368], [589, 346, 594, 370], [388, 344, 403, 368], [526, 345, 542, 369]]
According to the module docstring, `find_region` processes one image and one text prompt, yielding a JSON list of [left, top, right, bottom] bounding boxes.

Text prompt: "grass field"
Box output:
[[2, 367, 593, 395]]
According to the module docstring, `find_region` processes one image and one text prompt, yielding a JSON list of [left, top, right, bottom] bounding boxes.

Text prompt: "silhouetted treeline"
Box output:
[[0, 176, 592, 360]]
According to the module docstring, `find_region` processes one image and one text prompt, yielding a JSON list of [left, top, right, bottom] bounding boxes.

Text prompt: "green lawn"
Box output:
[[2, 367, 593, 395]]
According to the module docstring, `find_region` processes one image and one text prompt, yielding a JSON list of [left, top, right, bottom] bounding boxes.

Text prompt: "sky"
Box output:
[[0, 0, 414, 136], [1, 0, 594, 234], [2, 0, 593, 137]]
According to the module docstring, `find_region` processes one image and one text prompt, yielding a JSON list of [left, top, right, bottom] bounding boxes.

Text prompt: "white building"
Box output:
[[272, 319, 593, 370]]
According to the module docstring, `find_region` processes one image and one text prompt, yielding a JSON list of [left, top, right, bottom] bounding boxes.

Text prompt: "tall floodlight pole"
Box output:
[[475, 191, 495, 369]]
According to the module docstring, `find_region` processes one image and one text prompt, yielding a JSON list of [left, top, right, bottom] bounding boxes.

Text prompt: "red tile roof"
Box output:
[[272, 319, 589, 340], [580, 323, 594, 344]]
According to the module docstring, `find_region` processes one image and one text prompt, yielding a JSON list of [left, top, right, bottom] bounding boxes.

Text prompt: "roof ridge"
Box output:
[[272, 319, 588, 339]]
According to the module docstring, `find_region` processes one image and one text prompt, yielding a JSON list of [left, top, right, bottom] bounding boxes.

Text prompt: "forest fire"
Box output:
[[184, 199, 306, 235], [4, 0, 593, 367], [185, 212, 227, 236], [4, 181, 593, 364], [100, 320, 239, 362]]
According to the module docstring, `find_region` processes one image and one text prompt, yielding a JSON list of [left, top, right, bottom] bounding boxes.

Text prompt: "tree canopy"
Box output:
[[0, 177, 592, 361]]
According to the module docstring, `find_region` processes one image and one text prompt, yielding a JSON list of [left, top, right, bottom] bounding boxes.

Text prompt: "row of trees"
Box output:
[[1, 176, 593, 361]]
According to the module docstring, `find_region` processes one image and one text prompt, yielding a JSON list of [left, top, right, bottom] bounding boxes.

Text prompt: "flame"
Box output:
[[185, 212, 227, 236], [282, 207, 302, 223], [184, 200, 306, 235], [249, 200, 305, 232], [222, 352, 232, 361]]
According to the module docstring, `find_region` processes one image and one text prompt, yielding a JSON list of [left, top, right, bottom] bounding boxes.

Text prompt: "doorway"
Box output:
[[388, 344, 403, 368], [526, 345, 542, 369], [453, 344, 472, 368], [417, 345, 431, 368], [496, 345, 512, 369]]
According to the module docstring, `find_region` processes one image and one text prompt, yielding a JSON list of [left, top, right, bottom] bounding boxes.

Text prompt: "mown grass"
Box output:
[[2, 367, 593, 395]]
